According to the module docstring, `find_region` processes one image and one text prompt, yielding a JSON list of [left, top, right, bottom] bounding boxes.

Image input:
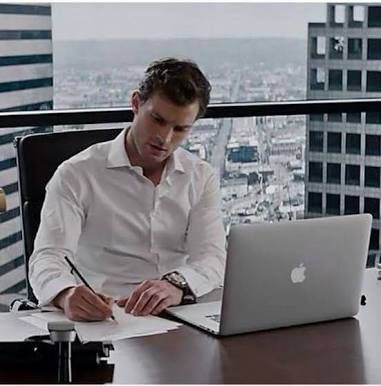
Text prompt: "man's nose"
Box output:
[[157, 126, 174, 145]]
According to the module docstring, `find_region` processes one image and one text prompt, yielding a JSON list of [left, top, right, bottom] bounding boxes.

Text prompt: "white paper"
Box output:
[[19, 315, 49, 332], [0, 312, 47, 341], [25, 305, 182, 342], [75, 307, 181, 342]]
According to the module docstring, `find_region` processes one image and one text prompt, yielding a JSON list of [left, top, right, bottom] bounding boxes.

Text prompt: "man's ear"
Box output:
[[131, 91, 140, 115]]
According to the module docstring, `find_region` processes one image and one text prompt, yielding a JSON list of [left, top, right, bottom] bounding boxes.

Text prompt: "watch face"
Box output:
[[168, 272, 187, 288]]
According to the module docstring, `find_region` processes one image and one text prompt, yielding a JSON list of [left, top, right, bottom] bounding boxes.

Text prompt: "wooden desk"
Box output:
[[110, 269, 381, 384], [0, 270, 380, 384]]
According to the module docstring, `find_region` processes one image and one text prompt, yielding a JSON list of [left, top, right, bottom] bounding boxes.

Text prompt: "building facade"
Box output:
[[305, 4, 381, 261], [0, 3, 53, 293]]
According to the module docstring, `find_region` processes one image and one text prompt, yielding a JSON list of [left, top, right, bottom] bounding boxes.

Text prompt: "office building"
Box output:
[[0, 3, 53, 294], [305, 4, 381, 260]]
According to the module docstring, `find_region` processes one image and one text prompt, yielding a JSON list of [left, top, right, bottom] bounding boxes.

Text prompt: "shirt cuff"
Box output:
[[172, 266, 217, 298], [37, 275, 77, 307]]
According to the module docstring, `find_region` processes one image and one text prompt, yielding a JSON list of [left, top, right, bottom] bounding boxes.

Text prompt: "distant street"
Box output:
[[210, 72, 241, 177]]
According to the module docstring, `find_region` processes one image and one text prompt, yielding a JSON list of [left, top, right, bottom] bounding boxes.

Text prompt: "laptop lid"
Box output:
[[219, 214, 372, 336]]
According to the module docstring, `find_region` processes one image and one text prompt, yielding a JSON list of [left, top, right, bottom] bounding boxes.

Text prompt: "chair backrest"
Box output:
[[15, 128, 122, 302]]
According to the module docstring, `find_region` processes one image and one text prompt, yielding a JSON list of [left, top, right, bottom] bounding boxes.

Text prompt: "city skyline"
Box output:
[[52, 3, 326, 40]]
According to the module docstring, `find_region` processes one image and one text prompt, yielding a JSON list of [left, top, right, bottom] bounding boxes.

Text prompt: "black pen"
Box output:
[[64, 256, 116, 321]]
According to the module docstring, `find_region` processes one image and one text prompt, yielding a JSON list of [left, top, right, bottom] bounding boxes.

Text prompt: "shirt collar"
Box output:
[[161, 151, 185, 186], [167, 149, 185, 175], [106, 127, 185, 176], [106, 128, 132, 169]]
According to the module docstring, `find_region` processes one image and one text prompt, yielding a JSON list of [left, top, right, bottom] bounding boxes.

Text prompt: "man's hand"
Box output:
[[117, 280, 183, 316], [53, 285, 114, 321]]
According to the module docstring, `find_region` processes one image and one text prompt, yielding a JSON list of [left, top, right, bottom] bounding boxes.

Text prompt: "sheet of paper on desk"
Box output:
[[0, 312, 47, 341], [75, 306, 182, 342], [21, 305, 182, 342], [19, 313, 66, 333]]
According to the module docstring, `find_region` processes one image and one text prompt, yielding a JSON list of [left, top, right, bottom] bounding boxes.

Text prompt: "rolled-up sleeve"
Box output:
[[174, 169, 227, 297], [29, 163, 86, 306]]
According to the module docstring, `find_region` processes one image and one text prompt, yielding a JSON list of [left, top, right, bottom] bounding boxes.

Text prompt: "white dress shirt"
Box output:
[[29, 128, 227, 306]]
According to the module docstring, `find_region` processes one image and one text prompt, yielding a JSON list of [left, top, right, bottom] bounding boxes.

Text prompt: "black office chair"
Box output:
[[15, 128, 123, 303]]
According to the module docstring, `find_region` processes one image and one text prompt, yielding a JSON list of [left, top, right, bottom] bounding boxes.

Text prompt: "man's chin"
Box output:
[[146, 152, 168, 164]]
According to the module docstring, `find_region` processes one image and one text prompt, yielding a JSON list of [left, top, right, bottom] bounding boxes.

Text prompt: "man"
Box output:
[[29, 58, 226, 321]]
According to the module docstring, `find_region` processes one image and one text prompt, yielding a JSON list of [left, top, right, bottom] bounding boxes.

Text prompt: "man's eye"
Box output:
[[174, 127, 190, 133], [152, 115, 164, 124]]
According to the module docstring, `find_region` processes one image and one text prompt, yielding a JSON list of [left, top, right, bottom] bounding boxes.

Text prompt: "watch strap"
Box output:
[[162, 271, 197, 305]]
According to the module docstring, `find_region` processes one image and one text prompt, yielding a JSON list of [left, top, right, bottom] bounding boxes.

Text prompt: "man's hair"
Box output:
[[138, 57, 211, 119]]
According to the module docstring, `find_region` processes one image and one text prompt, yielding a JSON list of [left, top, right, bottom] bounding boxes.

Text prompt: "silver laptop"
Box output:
[[167, 214, 372, 336]]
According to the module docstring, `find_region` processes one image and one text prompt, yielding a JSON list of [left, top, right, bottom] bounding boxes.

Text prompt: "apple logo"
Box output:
[[291, 263, 306, 283]]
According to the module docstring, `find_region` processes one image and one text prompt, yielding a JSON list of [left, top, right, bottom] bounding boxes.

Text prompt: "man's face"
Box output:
[[129, 91, 200, 166]]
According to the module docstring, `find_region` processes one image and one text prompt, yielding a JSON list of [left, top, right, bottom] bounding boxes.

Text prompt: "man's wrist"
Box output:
[[52, 286, 74, 308], [162, 271, 196, 305]]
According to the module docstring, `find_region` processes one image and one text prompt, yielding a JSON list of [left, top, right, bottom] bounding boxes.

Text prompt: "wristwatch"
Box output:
[[162, 271, 197, 305]]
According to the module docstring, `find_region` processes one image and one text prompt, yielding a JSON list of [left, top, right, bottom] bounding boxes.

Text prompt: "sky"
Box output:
[[52, 2, 327, 40]]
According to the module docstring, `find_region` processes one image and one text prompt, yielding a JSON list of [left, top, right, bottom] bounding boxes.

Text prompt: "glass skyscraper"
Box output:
[[0, 3, 53, 294], [306, 3, 381, 264]]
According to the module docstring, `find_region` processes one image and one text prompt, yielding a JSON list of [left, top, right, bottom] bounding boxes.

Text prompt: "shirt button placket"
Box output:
[[150, 187, 159, 255]]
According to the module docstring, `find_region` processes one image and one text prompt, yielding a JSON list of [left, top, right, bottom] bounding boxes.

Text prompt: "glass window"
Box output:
[[309, 161, 323, 183], [327, 163, 341, 184], [327, 132, 342, 153], [365, 166, 381, 187], [349, 5, 364, 27], [364, 197, 380, 219], [347, 112, 361, 123], [345, 195, 360, 215], [309, 131, 323, 152], [329, 37, 344, 59], [308, 192, 322, 213], [366, 71, 381, 92], [326, 193, 340, 215], [327, 112, 342, 122], [366, 112, 381, 124], [311, 68, 325, 90], [309, 114, 324, 122], [345, 164, 360, 186], [329, 4, 345, 25], [365, 135, 381, 156], [328, 69, 343, 90], [346, 133, 361, 154], [311, 36, 325, 58], [368, 6, 381, 28], [0, 4, 50, 15], [370, 229, 380, 250], [347, 70, 362, 91], [7, 2, 381, 305], [348, 38, 362, 60], [367, 39, 381, 60]]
